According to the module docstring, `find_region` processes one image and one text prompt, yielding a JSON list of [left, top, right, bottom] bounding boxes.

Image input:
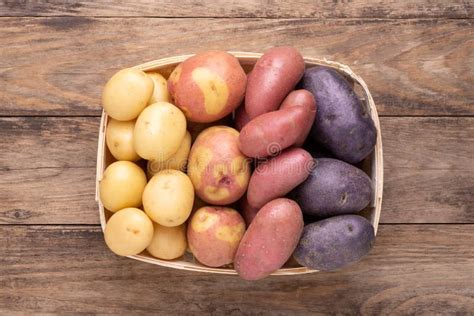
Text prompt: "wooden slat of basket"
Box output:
[[96, 52, 383, 275]]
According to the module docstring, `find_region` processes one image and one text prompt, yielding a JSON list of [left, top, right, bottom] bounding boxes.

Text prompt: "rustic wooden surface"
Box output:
[[1, 18, 473, 116], [1, 0, 472, 18], [0, 0, 473, 314], [1, 225, 473, 314]]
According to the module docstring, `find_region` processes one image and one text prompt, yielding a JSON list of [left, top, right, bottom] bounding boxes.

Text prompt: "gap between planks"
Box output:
[[0, 16, 472, 20]]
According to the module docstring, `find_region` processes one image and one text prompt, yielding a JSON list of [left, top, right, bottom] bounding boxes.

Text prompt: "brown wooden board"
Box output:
[[0, 0, 472, 18], [0, 117, 99, 170], [1, 1, 473, 312], [1, 225, 473, 314], [1, 18, 473, 116], [0, 167, 98, 224], [1, 117, 472, 224], [382, 169, 473, 223]]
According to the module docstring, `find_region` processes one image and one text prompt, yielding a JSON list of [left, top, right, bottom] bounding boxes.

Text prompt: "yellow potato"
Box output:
[[147, 223, 187, 260], [147, 131, 191, 178], [147, 72, 171, 104], [99, 161, 147, 212], [104, 207, 154, 256], [142, 169, 194, 227], [102, 68, 154, 121], [106, 119, 140, 161], [134, 102, 187, 161]]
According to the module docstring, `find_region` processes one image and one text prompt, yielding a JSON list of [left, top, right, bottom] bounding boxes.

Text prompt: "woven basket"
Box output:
[[95, 52, 383, 275]]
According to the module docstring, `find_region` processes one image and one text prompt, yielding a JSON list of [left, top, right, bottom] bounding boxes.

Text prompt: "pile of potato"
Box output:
[[99, 47, 377, 280]]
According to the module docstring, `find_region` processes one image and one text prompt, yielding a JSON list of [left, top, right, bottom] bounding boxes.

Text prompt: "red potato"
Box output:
[[239, 195, 259, 226], [234, 105, 251, 131], [280, 90, 317, 146], [168, 51, 246, 123], [187, 126, 251, 205], [245, 47, 305, 119], [247, 148, 314, 209], [234, 198, 304, 280], [239, 106, 308, 158], [187, 206, 246, 267]]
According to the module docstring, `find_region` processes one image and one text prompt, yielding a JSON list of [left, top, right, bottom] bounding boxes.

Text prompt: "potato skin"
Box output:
[[106, 119, 140, 161], [134, 102, 187, 161], [102, 68, 154, 121], [142, 169, 194, 227], [247, 148, 314, 209], [147, 72, 171, 104], [234, 198, 304, 280], [104, 207, 154, 256], [147, 223, 187, 260], [290, 158, 372, 218], [187, 126, 250, 205], [245, 47, 305, 119], [147, 131, 191, 178], [99, 161, 147, 212], [239, 106, 308, 158], [280, 90, 317, 146], [187, 206, 246, 267], [294, 215, 375, 271], [302, 66, 376, 163], [168, 51, 246, 123]]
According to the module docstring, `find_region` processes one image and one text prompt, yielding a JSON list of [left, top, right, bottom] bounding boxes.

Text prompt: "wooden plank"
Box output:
[[0, 167, 99, 224], [382, 117, 473, 171], [0, 225, 473, 314], [381, 117, 474, 223], [1, 117, 472, 224], [382, 169, 473, 223], [0, 18, 472, 116], [0, 117, 99, 170], [0, 117, 100, 224], [0, 0, 472, 18]]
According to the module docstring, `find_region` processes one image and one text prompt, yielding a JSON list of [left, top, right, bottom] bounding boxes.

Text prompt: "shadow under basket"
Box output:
[[95, 52, 384, 276]]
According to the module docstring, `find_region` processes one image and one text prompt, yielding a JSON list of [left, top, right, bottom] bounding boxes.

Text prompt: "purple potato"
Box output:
[[290, 158, 372, 217], [302, 66, 376, 164], [294, 215, 375, 271]]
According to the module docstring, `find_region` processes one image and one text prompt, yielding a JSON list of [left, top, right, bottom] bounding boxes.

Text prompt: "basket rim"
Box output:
[[96, 51, 384, 276]]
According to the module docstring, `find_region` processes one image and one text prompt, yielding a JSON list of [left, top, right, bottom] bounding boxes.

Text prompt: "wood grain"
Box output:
[[0, 167, 98, 224], [380, 117, 474, 223], [382, 169, 473, 223], [0, 0, 472, 18], [1, 225, 473, 314], [0, 1, 472, 313], [1, 117, 472, 224], [1, 18, 473, 116], [0, 117, 99, 170], [382, 117, 473, 171]]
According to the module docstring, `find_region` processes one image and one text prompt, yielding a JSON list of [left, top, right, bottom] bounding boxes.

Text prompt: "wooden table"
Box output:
[[1, 1, 473, 314]]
